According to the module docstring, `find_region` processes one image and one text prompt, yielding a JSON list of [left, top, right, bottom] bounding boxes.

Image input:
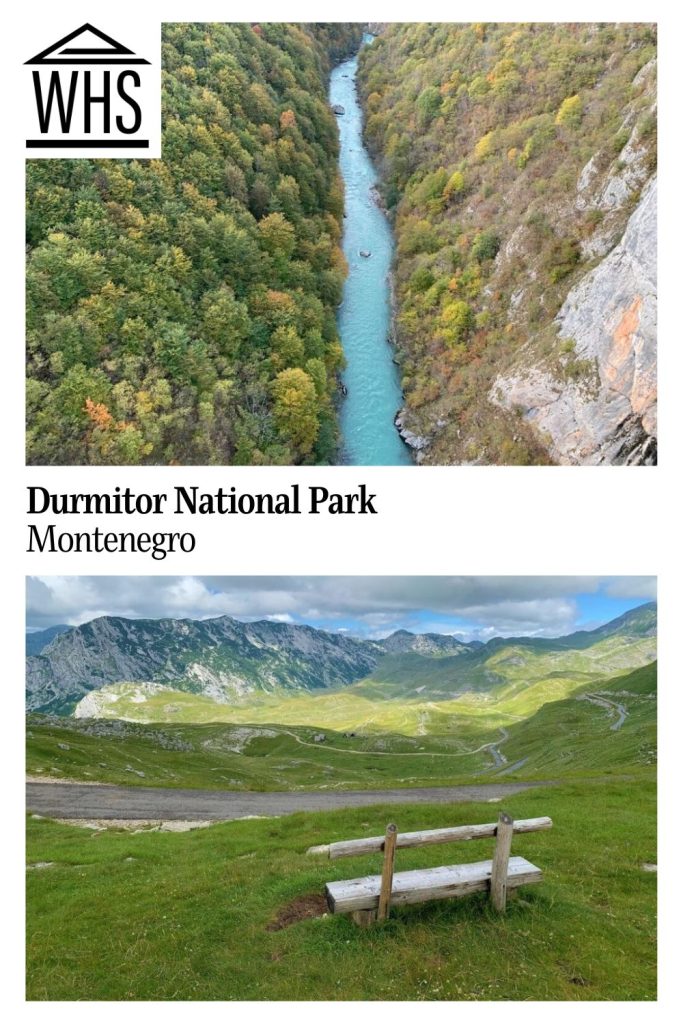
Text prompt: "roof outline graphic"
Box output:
[[25, 23, 150, 65]]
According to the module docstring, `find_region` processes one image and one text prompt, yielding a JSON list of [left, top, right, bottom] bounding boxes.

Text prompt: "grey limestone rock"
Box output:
[[491, 177, 657, 465], [394, 411, 430, 452]]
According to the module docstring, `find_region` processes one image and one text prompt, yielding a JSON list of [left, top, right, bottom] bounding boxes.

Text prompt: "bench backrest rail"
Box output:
[[308, 815, 552, 860]]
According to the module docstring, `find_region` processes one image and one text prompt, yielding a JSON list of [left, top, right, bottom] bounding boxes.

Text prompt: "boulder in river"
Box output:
[[369, 185, 387, 211], [394, 410, 430, 452], [332, 104, 345, 115], [359, 249, 372, 258]]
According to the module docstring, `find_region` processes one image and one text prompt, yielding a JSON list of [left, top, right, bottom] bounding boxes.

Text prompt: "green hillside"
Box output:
[[27, 661, 657, 791], [361, 628, 656, 698], [27, 716, 493, 791], [498, 663, 657, 777], [26, 618, 657, 1001], [58, 620, 655, 734]]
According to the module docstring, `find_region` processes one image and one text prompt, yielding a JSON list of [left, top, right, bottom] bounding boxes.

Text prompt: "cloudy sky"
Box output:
[[26, 576, 656, 640]]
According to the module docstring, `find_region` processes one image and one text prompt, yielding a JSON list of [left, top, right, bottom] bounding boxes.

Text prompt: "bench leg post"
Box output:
[[377, 823, 398, 922], [490, 811, 514, 912], [351, 909, 378, 927]]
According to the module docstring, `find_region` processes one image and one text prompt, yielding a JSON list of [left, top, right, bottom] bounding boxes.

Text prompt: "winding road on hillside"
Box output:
[[26, 780, 554, 821], [484, 727, 510, 768], [580, 693, 628, 731], [282, 729, 506, 760]]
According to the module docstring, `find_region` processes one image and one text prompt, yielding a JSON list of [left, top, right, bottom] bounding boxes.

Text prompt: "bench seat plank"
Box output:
[[326, 856, 542, 914]]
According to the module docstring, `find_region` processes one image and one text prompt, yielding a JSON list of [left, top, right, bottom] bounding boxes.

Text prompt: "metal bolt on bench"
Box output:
[[308, 812, 553, 926]]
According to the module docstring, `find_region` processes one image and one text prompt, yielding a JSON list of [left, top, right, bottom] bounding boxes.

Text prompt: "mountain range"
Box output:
[[26, 625, 71, 658], [26, 603, 656, 715]]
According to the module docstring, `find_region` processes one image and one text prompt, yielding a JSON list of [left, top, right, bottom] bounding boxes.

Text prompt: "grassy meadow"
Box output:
[[27, 664, 657, 790], [26, 777, 656, 1000]]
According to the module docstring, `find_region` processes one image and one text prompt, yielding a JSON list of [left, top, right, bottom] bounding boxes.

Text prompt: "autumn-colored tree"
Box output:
[[439, 300, 475, 347], [555, 94, 584, 128], [443, 170, 465, 201], [271, 368, 319, 456], [269, 325, 304, 369], [84, 398, 113, 430]]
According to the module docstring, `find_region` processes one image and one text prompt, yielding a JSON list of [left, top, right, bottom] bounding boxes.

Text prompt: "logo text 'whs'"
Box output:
[[24, 23, 160, 158]]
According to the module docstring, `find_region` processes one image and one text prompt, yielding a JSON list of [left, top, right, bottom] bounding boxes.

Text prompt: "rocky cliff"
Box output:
[[489, 55, 657, 465], [379, 630, 475, 656], [492, 175, 656, 464], [26, 625, 70, 657], [26, 617, 476, 713], [26, 616, 384, 713]]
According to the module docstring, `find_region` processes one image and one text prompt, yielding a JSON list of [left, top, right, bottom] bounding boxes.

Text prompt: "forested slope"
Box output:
[[359, 23, 656, 464], [26, 23, 362, 465]]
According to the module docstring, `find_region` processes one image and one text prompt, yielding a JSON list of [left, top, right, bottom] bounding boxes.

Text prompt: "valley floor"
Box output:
[[26, 776, 656, 1001]]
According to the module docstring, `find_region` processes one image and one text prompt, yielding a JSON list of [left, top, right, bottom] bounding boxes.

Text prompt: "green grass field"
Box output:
[[26, 777, 656, 1000]]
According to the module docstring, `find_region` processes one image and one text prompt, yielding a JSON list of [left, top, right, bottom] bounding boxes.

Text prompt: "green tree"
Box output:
[[271, 325, 305, 368], [257, 212, 296, 260], [201, 287, 250, 357], [416, 86, 441, 126], [471, 231, 500, 262]]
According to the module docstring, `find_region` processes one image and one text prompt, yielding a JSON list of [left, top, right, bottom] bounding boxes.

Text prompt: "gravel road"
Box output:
[[26, 780, 553, 821]]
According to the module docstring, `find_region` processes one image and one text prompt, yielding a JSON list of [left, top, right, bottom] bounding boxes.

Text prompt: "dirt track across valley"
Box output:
[[26, 780, 555, 821]]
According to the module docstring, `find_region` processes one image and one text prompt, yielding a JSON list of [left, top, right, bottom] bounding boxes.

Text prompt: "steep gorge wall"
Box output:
[[492, 175, 656, 464], [358, 23, 657, 465]]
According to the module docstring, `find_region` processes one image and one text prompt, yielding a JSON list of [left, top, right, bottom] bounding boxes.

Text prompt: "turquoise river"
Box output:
[[330, 38, 412, 466]]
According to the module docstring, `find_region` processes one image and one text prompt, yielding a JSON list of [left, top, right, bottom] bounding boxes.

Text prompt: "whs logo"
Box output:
[[24, 22, 160, 158]]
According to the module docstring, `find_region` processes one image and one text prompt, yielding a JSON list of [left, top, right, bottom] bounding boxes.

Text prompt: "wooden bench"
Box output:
[[308, 812, 552, 926]]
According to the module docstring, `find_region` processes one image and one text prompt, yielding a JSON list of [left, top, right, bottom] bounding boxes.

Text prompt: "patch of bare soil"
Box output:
[[26, 775, 115, 786], [267, 893, 328, 931]]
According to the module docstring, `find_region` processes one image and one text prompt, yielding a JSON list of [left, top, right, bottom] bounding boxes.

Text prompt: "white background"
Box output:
[[3, 0, 679, 1018]]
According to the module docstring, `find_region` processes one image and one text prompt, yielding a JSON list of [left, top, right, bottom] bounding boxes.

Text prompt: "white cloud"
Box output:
[[603, 577, 657, 600], [26, 575, 656, 640]]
